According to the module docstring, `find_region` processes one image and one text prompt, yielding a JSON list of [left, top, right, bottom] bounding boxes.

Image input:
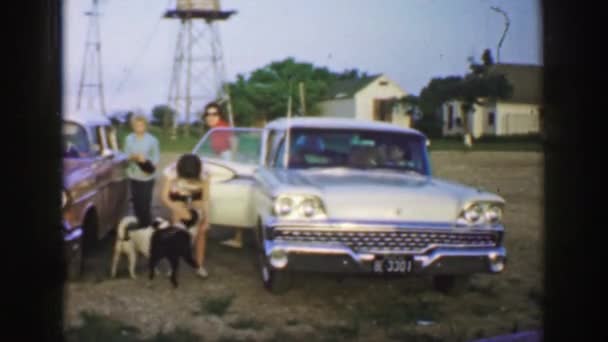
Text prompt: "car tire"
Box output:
[[432, 275, 470, 295], [81, 211, 99, 277], [259, 260, 292, 295], [254, 221, 292, 294]]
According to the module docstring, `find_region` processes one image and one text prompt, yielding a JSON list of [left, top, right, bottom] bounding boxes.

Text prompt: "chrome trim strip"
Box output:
[[266, 218, 504, 232], [265, 240, 506, 269], [64, 227, 83, 242], [415, 246, 506, 268]]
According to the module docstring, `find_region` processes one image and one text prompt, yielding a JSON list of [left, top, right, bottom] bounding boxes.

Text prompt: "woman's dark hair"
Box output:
[[202, 102, 224, 120], [176, 153, 202, 180]]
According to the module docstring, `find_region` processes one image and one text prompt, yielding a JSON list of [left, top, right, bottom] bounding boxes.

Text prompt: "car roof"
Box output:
[[63, 110, 111, 127], [265, 117, 425, 137]]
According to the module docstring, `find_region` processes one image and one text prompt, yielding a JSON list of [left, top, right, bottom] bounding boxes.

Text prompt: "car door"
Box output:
[[191, 127, 264, 229], [62, 120, 99, 225], [88, 125, 115, 238], [101, 125, 129, 230]]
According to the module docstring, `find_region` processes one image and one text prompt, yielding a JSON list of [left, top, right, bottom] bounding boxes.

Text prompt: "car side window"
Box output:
[[62, 121, 92, 158], [88, 126, 104, 156], [104, 125, 120, 151]]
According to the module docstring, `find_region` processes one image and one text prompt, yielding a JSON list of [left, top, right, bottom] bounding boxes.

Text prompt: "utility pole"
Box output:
[[298, 81, 306, 116], [283, 81, 293, 168], [490, 6, 510, 63]]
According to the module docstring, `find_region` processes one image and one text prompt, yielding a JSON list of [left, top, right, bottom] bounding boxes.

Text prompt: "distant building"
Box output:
[[319, 74, 412, 128], [442, 63, 543, 137]]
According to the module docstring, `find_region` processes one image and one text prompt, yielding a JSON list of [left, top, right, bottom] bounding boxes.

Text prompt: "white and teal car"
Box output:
[[190, 117, 507, 294]]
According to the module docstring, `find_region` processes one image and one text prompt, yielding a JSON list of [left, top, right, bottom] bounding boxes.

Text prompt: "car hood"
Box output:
[[268, 168, 502, 223]]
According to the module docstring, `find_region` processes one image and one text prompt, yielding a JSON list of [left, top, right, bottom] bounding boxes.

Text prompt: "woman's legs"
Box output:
[[131, 179, 154, 228], [194, 223, 208, 277]]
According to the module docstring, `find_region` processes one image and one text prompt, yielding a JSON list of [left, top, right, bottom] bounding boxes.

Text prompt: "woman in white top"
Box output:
[[160, 153, 210, 278]]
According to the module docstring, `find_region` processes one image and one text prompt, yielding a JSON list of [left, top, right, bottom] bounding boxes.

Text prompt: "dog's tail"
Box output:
[[117, 216, 139, 241]]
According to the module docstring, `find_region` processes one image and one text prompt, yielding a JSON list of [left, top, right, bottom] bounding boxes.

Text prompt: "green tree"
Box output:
[[415, 49, 512, 145], [150, 104, 176, 131], [226, 58, 366, 126], [456, 49, 512, 146]]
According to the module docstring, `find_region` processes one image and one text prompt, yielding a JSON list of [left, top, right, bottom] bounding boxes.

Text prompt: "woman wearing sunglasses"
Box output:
[[201, 102, 244, 248], [202, 102, 234, 160]]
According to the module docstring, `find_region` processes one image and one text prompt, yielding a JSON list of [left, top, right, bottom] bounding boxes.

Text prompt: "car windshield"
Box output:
[[275, 128, 430, 175]]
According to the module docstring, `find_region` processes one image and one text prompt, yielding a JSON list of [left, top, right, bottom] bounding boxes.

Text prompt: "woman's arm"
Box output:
[[160, 174, 171, 208]]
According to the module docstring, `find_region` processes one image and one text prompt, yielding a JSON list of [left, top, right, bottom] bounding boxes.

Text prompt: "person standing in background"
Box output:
[[201, 102, 243, 248], [202, 102, 236, 160], [124, 114, 160, 228]]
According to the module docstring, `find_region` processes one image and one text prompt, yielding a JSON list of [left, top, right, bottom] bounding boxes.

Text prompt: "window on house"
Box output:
[[488, 112, 496, 126], [379, 81, 388, 86], [455, 117, 462, 127]]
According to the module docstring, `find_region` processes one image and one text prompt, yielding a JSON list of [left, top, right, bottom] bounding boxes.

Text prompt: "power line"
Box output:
[[112, 0, 175, 95], [113, 15, 164, 94]]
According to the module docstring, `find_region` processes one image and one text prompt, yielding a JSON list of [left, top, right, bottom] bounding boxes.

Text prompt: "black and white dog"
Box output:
[[111, 210, 201, 288]]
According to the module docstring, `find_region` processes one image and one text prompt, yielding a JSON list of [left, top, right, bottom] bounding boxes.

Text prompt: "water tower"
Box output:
[[165, 0, 236, 138]]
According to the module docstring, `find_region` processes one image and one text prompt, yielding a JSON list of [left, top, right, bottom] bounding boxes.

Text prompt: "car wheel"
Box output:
[[254, 222, 292, 294], [432, 275, 470, 295], [259, 259, 292, 295], [81, 211, 99, 277]]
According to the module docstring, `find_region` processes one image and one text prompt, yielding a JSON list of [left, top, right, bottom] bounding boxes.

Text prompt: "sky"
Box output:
[[64, 0, 542, 117]]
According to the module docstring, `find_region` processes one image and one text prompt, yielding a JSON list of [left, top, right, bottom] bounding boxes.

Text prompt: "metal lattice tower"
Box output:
[[165, 0, 236, 139], [76, 0, 106, 115]]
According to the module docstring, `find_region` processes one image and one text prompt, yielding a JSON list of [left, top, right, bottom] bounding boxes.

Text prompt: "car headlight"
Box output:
[[484, 205, 503, 224], [273, 195, 326, 219], [463, 204, 483, 223], [458, 202, 504, 226], [274, 197, 294, 216]]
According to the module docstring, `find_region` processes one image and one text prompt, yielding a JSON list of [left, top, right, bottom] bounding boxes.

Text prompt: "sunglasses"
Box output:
[[205, 111, 219, 117]]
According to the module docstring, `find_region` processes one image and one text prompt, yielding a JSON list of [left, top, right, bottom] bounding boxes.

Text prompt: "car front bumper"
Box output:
[[262, 219, 507, 276], [62, 220, 83, 259]]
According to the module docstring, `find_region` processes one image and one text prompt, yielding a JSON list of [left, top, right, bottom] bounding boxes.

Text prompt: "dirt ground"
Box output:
[[64, 151, 544, 341]]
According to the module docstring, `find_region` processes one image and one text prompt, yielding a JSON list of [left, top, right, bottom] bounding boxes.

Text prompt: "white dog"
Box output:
[[111, 215, 198, 279]]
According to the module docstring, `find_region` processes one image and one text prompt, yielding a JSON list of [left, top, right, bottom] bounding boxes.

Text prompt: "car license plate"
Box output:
[[373, 255, 413, 274]]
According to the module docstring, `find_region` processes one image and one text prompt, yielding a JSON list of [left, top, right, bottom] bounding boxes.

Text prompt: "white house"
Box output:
[[442, 63, 543, 138], [319, 74, 412, 128]]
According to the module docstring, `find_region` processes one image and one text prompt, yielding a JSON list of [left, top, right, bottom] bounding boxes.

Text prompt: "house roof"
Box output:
[[489, 63, 542, 105], [324, 74, 382, 100]]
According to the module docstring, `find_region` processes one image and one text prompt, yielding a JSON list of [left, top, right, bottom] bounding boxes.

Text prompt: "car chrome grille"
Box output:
[[272, 229, 498, 252]]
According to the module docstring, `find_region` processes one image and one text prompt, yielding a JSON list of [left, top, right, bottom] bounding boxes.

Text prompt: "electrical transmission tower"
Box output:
[[165, 0, 236, 139], [76, 0, 107, 115]]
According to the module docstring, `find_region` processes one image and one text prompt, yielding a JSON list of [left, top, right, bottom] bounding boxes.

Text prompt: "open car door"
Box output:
[[192, 127, 263, 229]]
